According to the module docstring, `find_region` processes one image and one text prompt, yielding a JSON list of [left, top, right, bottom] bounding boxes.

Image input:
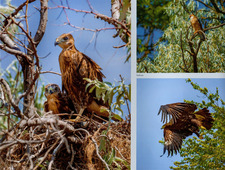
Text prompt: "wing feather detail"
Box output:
[[158, 102, 197, 124], [162, 128, 185, 157]]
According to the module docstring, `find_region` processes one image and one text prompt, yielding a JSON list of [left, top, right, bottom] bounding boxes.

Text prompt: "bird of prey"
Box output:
[[158, 102, 214, 157], [54, 33, 121, 121], [44, 84, 74, 114], [190, 14, 205, 41]]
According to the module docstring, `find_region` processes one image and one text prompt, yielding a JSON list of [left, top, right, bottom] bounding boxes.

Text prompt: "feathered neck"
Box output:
[[63, 45, 77, 51]]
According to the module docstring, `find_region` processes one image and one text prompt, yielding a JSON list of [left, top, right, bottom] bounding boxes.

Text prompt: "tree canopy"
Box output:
[[137, 0, 225, 73]]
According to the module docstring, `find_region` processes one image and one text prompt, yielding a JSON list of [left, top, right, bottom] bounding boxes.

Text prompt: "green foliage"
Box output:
[[137, 0, 171, 61], [170, 79, 225, 169], [137, 0, 225, 72], [0, 60, 45, 130], [120, 0, 131, 62], [84, 77, 131, 117]]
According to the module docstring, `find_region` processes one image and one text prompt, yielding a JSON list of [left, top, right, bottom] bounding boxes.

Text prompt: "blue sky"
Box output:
[[0, 0, 130, 115], [0, 0, 130, 84], [137, 78, 225, 170]]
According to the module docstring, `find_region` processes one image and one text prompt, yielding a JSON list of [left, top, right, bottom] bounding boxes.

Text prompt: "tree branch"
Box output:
[[0, 78, 25, 119]]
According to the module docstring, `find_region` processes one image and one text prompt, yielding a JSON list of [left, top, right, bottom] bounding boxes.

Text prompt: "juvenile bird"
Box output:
[[44, 84, 74, 114]]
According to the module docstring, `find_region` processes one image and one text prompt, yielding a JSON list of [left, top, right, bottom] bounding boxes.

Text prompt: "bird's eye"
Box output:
[[63, 37, 68, 40]]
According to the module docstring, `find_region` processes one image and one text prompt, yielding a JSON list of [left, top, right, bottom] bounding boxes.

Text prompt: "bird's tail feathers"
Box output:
[[195, 108, 214, 130]]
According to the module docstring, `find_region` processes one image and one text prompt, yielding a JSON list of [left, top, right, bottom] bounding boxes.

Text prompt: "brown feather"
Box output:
[[55, 33, 121, 121], [190, 14, 205, 41], [158, 102, 197, 124], [160, 103, 214, 156], [44, 84, 74, 114]]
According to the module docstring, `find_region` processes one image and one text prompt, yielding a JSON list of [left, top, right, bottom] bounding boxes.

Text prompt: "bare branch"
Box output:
[[19, 116, 76, 134], [40, 71, 61, 76], [17, 67, 40, 104], [3, 0, 36, 27], [179, 32, 190, 72], [91, 137, 110, 170], [0, 43, 31, 63], [0, 78, 25, 119], [49, 5, 131, 37], [204, 22, 225, 32], [210, 0, 225, 14], [196, 0, 215, 11], [33, 138, 60, 170]]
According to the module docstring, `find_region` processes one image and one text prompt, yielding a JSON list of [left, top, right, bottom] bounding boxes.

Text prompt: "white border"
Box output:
[[131, 1, 225, 169], [131, 0, 137, 169], [136, 73, 225, 78]]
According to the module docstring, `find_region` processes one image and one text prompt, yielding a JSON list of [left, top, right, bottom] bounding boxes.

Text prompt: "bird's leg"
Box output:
[[87, 101, 122, 121], [87, 101, 109, 118], [70, 100, 86, 122]]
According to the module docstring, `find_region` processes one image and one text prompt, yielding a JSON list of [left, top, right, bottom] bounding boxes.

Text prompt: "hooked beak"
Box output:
[[54, 38, 60, 46], [49, 89, 53, 94], [54, 41, 59, 46]]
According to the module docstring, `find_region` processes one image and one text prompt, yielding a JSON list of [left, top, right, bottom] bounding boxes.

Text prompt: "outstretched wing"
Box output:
[[162, 128, 186, 157], [158, 102, 197, 124]]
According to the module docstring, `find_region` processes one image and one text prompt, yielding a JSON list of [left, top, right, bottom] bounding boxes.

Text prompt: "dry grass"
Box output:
[[0, 113, 130, 169]]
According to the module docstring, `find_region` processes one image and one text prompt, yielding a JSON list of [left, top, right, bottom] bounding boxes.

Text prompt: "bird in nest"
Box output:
[[54, 33, 122, 122]]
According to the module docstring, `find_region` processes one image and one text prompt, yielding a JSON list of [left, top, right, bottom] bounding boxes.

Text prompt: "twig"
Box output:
[[69, 144, 75, 168], [3, 0, 36, 27], [179, 32, 190, 72], [33, 138, 60, 170], [91, 137, 110, 170], [0, 78, 25, 119], [196, 0, 215, 11], [19, 116, 76, 134], [204, 22, 225, 32], [48, 6, 131, 36], [27, 144, 34, 170], [17, 67, 40, 104], [48, 138, 64, 170], [40, 71, 61, 76]]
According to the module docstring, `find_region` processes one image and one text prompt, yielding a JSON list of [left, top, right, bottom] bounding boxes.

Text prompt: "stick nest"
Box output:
[[0, 113, 131, 169]]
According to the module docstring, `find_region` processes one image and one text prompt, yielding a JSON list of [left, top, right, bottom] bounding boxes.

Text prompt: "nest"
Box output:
[[0, 113, 130, 169]]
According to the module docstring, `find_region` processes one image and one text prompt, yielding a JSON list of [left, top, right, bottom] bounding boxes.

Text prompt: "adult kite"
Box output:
[[190, 14, 205, 41], [44, 84, 74, 114], [158, 102, 214, 157], [54, 33, 120, 121]]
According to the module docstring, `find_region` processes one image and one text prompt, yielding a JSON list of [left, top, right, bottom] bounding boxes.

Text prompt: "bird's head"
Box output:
[[189, 14, 195, 19], [45, 84, 61, 97], [54, 33, 74, 49]]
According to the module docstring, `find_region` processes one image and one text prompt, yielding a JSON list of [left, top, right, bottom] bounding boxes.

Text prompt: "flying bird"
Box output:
[[54, 33, 121, 121], [158, 102, 214, 157], [44, 84, 74, 114], [190, 14, 205, 41]]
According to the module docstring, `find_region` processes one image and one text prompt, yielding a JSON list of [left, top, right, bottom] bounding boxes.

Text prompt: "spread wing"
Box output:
[[158, 103, 197, 124], [162, 128, 186, 157]]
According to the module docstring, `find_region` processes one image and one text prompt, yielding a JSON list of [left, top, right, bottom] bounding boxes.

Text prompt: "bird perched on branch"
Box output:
[[190, 14, 205, 41], [44, 84, 74, 114], [54, 33, 121, 121], [158, 102, 214, 157]]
